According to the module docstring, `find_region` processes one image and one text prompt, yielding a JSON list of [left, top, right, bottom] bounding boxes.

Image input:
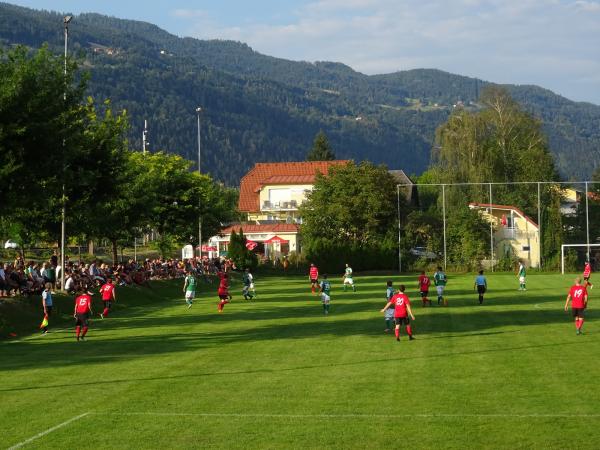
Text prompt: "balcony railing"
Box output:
[[495, 227, 538, 241], [261, 200, 300, 211]]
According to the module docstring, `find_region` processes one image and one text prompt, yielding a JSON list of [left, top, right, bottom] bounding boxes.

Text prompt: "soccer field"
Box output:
[[2, 272, 599, 449]]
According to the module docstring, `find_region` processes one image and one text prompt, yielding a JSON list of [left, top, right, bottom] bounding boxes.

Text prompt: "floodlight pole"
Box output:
[[585, 181, 590, 261], [537, 182, 542, 269], [397, 185, 401, 273], [196, 107, 202, 258], [60, 15, 72, 292], [489, 183, 494, 272], [442, 184, 447, 271]]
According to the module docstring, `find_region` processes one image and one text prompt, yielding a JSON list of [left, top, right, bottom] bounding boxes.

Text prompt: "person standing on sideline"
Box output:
[[433, 266, 448, 306], [418, 270, 432, 307], [564, 277, 588, 335], [242, 268, 255, 300], [342, 263, 356, 292], [320, 274, 332, 315], [380, 284, 415, 341], [474, 270, 488, 305], [517, 261, 527, 291], [99, 278, 116, 318], [309, 263, 319, 295], [583, 261, 593, 290], [41, 283, 53, 334], [182, 270, 196, 309], [384, 280, 395, 332], [74, 287, 93, 341]]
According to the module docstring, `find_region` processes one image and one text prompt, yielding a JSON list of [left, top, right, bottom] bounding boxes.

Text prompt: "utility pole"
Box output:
[[196, 107, 202, 257]]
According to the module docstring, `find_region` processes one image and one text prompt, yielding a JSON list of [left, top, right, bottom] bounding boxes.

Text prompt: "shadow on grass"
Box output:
[[0, 336, 588, 393], [0, 302, 589, 374]]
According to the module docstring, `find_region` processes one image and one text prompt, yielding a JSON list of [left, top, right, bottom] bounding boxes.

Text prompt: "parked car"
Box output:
[[4, 239, 18, 249], [409, 246, 438, 259]]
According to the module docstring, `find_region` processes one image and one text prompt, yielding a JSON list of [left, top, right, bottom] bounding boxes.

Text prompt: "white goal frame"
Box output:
[[561, 244, 600, 274]]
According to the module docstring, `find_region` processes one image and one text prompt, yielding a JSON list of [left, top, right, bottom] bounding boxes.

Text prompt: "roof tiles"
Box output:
[[239, 161, 350, 212]]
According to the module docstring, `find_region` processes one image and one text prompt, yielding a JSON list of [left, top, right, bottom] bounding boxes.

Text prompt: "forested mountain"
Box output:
[[1, 2, 599, 184]]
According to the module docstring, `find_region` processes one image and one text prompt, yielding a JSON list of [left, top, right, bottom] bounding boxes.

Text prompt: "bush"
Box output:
[[564, 249, 578, 273], [304, 238, 397, 273], [228, 229, 258, 271]]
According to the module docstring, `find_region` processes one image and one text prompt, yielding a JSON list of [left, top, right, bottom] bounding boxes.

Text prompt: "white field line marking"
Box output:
[[92, 412, 600, 419], [6, 412, 90, 450]]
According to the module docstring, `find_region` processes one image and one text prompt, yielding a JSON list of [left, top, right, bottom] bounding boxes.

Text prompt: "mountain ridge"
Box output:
[[1, 2, 599, 184]]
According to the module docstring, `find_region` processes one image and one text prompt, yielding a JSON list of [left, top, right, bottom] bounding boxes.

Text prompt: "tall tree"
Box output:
[[430, 86, 562, 267], [433, 86, 558, 212], [306, 131, 336, 161], [298, 161, 401, 271], [0, 45, 87, 213], [300, 161, 399, 245]]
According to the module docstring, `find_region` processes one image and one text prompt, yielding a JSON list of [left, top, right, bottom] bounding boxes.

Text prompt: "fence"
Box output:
[[396, 181, 600, 273]]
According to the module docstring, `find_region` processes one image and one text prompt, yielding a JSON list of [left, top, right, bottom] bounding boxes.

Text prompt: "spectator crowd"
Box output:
[[0, 254, 237, 298]]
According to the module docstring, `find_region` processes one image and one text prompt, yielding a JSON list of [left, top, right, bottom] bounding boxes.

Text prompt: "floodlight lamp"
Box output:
[[64, 15, 73, 25], [196, 107, 202, 113]]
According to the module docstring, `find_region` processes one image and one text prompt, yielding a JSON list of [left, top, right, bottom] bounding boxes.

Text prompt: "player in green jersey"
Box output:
[[342, 263, 356, 292], [183, 271, 196, 308], [433, 266, 448, 306], [517, 261, 526, 291], [320, 274, 332, 315]]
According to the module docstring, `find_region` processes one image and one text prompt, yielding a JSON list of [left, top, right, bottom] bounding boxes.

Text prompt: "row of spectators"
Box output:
[[0, 255, 236, 297]]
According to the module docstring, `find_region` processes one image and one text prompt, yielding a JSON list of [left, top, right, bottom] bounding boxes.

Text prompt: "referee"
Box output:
[[474, 270, 488, 305]]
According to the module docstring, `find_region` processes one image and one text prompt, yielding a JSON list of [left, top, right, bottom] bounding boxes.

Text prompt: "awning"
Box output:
[[264, 235, 289, 244], [245, 240, 258, 250]]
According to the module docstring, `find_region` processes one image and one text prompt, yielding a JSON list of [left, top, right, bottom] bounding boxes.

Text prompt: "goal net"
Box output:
[[561, 244, 600, 275]]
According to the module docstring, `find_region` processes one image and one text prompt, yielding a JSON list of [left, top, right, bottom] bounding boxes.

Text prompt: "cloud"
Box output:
[[573, 0, 600, 12], [172, 0, 600, 103]]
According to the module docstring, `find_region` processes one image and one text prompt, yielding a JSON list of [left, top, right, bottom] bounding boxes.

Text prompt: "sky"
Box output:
[[7, 0, 600, 104]]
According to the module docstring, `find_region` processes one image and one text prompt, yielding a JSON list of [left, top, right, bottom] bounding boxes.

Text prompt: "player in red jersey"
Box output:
[[99, 278, 116, 319], [583, 262, 593, 290], [564, 277, 588, 335], [417, 271, 432, 307], [380, 284, 415, 341], [309, 263, 319, 295], [217, 271, 232, 313], [73, 287, 93, 341]]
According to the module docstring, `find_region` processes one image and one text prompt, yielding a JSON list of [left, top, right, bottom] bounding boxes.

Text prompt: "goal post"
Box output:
[[561, 244, 600, 274]]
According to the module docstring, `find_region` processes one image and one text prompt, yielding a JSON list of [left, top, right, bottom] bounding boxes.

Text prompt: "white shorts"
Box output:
[[343, 277, 354, 285], [249, 283, 255, 290], [519, 276, 525, 284], [321, 293, 330, 304], [436, 286, 445, 296], [384, 308, 394, 319], [185, 291, 195, 300]]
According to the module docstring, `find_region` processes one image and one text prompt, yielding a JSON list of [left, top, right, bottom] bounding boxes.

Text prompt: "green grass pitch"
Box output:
[[1, 272, 599, 449]]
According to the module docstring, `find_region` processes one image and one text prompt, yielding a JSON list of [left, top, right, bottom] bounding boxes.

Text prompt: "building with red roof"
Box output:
[[209, 160, 350, 259]]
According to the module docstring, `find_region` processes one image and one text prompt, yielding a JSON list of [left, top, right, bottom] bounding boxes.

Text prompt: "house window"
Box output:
[[269, 189, 291, 206]]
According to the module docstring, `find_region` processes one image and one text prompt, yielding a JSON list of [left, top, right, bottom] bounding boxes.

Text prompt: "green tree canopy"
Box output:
[[300, 161, 400, 245], [306, 130, 336, 161]]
